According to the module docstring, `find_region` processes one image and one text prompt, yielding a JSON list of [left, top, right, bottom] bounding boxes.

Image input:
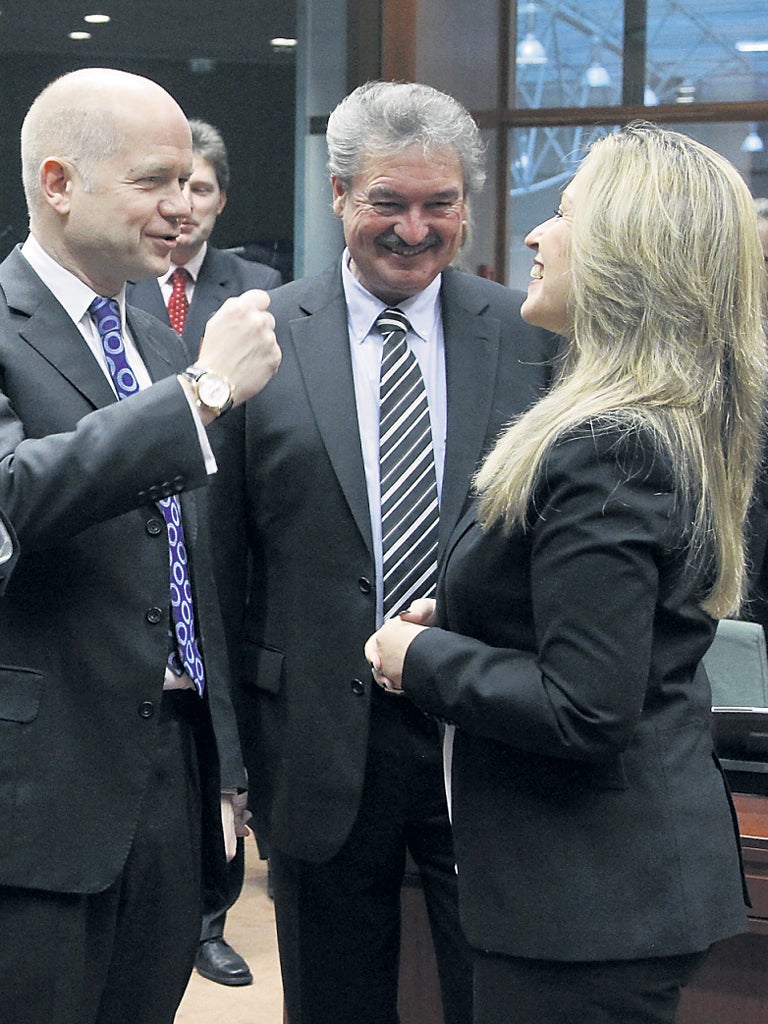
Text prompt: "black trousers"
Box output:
[[271, 687, 472, 1024], [199, 833, 245, 941], [473, 947, 709, 1024], [0, 690, 204, 1024]]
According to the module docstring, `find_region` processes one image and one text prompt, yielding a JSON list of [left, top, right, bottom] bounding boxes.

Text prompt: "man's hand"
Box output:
[[183, 290, 281, 421]]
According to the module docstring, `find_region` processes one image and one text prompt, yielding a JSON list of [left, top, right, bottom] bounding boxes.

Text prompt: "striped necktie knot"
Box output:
[[376, 307, 411, 342]]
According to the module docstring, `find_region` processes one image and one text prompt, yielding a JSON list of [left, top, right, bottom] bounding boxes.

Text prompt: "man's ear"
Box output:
[[40, 158, 74, 214], [217, 189, 227, 216], [331, 176, 346, 217]]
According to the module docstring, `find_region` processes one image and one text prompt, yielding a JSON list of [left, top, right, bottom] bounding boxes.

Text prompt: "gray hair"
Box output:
[[326, 81, 486, 198], [189, 118, 230, 192]]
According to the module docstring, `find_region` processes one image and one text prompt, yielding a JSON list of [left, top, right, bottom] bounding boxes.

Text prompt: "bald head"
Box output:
[[21, 68, 190, 216], [20, 67, 195, 295]]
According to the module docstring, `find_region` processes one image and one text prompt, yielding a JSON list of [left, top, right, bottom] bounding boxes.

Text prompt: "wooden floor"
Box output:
[[175, 841, 284, 1023]]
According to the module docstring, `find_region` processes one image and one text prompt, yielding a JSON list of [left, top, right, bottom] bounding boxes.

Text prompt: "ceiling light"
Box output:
[[741, 123, 765, 153], [69, 31, 91, 40], [736, 41, 768, 53], [644, 85, 659, 106], [271, 37, 297, 48], [676, 79, 696, 104], [84, 13, 110, 24], [516, 3, 547, 66], [584, 40, 610, 88]]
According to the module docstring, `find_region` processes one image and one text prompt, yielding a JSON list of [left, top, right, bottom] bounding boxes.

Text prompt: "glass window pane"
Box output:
[[506, 121, 768, 288], [512, 1, 768, 110], [646, 1, 768, 105], [514, 1, 624, 109]]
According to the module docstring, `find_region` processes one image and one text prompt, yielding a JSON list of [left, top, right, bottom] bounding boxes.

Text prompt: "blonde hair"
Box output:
[[476, 122, 768, 617]]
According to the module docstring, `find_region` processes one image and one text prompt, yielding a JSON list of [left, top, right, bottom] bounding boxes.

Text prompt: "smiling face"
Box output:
[[39, 87, 193, 296], [332, 145, 467, 304], [521, 166, 589, 336], [173, 154, 227, 265]]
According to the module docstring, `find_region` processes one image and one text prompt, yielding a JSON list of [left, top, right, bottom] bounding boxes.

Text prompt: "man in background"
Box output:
[[0, 67, 280, 1024], [129, 118, 281, 362], [213, 81, 557, 1024], [129, 116, 278, 988]]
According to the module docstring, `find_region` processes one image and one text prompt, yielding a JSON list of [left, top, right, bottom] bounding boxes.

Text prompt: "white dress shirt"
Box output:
[[158, 241, 208, 306]]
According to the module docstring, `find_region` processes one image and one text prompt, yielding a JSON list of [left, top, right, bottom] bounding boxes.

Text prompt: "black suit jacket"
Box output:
[[0, 507, 17, 595], [0, 246, 245, 894], [404, 426, 747, 960], [210, 262, 558, 862], [128, 245, 282, 362]]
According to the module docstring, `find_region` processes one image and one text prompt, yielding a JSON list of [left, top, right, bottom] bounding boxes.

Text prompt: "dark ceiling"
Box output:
[[0, 0, 297, 66]]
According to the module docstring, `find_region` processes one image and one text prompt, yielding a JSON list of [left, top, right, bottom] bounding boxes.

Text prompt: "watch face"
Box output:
[[198, 373, 232, 410]]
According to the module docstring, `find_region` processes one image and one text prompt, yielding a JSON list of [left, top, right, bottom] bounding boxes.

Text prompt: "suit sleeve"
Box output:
[[403, 429, 685, 762], [0, 376, 208, 548]]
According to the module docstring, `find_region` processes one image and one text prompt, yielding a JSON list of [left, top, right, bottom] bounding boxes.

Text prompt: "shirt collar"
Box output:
[[21, 233, 127, 327], [159, 241, 207, 286], [340, 248, 442, 345]]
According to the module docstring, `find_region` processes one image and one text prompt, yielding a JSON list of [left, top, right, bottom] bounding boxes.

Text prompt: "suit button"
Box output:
[[146, 517, 163, 536], [138, 701, 155, 718], [147, 485, 161, 501], [172, 476, 185, 493], [351, 678, 365, 695], [358, 577, 372, 594], [146, 606, 163, 624]]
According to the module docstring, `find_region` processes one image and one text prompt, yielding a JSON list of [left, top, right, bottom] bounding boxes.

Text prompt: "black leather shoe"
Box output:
[[195, 937, 253, 986]]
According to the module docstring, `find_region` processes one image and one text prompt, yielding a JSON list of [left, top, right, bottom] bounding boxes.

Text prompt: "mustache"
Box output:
[[376, 231, 441, 255]]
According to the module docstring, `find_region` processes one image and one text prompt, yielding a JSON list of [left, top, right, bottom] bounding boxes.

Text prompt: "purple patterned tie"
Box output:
[[89, 296, 206, 695]]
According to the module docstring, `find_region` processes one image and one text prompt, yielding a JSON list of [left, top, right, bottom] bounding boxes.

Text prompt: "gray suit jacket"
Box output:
[[0, 246, 245, 893], [128, 245, 282, 362], [210, 262, 559, 862]]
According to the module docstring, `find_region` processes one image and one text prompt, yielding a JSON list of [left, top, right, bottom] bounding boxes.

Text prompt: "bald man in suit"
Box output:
[[0, 69, 280, 1024]]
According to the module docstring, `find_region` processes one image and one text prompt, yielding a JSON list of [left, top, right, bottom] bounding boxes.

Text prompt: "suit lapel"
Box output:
[[439, 269, 501, 553], [126, 305, 199, 542], [126, 306, 182, 384], [126, 277, 169, 326], [291, 268, 374, 556], [184, 250, 223, 354], [0, 249, 117, 410]]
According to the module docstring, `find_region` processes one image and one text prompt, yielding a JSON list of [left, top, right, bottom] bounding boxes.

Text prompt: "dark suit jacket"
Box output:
[[210, 262, 558, 863], [128, 245, 282, 362], [404, 425, 747, 960], [0, 246, 245, 894], [0, 507, 18, 595]]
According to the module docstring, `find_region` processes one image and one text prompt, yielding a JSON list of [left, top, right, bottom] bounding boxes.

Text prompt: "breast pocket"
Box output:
[[0, 665, 43, 723]]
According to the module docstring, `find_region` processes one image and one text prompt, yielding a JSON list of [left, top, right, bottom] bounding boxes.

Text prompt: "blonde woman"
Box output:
[[365, 122, 767, 1024]]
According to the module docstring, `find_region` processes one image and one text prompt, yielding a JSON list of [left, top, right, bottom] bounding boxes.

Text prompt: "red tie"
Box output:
[[167, 267, 190, 334]]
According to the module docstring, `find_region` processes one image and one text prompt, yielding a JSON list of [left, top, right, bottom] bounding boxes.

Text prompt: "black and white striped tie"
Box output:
[[377, 307, 439, 619]]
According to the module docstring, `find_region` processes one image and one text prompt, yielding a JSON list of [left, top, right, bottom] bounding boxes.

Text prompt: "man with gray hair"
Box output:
[[212, 80, 556, 1024], [0, 67, 280, 1024]]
